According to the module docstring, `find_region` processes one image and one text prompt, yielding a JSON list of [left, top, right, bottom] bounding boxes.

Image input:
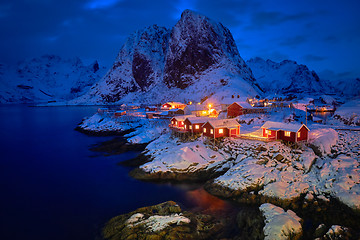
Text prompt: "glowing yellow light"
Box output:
[[208, 104, 212, 108]]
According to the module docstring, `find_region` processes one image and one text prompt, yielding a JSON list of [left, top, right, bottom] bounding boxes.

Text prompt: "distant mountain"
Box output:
[[246, 57, 329, 96], [330, 78, 360, 98], [0, 55, 106, 104], [74, 10, 261, 105]]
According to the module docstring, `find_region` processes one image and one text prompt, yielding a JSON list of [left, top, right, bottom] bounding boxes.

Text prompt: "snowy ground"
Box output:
[[78, 111, 169, 143], [260, 203, 302, 240], [79, 109, 360, 212]]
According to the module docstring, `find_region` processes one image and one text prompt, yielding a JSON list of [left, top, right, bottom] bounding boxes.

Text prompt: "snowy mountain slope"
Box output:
[[74, 10, 261, 105], [331, 78, 360, 97], [0, 55, 107, 104], [246, 57, 329, 96], [76, 25, 170, 104]]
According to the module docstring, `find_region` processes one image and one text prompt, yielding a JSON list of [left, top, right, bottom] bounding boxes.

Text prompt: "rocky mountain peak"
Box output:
[[164, 10, 255, 89], [77, 10, 260, 104]]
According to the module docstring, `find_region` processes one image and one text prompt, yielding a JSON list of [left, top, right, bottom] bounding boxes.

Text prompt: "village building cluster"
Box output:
[[97, 96, 314, 143]]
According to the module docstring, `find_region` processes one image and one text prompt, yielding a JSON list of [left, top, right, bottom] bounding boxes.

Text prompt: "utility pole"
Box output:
[[305, 104, 308, 126]]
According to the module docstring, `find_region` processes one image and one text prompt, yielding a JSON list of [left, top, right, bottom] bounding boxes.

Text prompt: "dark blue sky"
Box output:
[[1, 0, 359, 80]]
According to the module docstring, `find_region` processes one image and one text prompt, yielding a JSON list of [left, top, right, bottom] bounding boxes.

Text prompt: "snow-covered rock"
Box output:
[[246, 57, 329, 96], [309, 128, 338, 156], [74, 9, 261, 105], [132, 133, 231, 180], [334, 98, 360, 126], [0, 55, 106, 104], [260, 203, 302, 240]]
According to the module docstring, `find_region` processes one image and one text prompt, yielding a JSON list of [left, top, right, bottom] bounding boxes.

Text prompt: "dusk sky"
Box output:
[[1, 0, 359, 80]]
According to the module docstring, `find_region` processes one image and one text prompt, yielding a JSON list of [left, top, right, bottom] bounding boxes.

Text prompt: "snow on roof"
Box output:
[[160, 111, 169, 115], [146, 106, 157, 108], [204, 119, 240, 129], [171, 115, 195, 121], [185, 116, 210, 124], [164, 101, 185, 106], [168, 108, 182, 112], [230, 101, 253, 109], [184, 104, 208, 111], [261, 121, 309, 132]]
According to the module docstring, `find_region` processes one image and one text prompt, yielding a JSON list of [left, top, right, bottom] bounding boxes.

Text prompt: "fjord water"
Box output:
[[0, 106, 208, 240]]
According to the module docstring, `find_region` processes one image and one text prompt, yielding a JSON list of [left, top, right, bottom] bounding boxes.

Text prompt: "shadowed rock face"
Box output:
[[163, 9, 253, 89], [132, 53, 154, 91], [84, 9, 259, 104]]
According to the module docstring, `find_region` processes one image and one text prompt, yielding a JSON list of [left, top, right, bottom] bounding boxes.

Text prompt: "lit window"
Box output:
[[189, 125, 192, 130], [285, 131, 291, 137], [265, 129, 268, 134], [268, 130, 271, 135], [203, 128, 206, 133], [210, 129, 214, 134], [219, 129, 223, 134], [297, 132, 300, 138], [195, 125, 199, 129], [172, 121, 174, 124], [184, 125, 187, 129]]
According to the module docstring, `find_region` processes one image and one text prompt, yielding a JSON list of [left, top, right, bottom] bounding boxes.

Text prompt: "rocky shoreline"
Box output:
[[76, 115, 360, 239]]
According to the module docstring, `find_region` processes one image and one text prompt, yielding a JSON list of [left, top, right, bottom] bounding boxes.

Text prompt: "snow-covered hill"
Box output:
[[74, 10, 262, 105], [246, 57, 329, 96], [0, 55, 107, 104]]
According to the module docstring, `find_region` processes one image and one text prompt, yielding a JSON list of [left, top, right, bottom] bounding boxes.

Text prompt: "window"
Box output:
[[268, 130, 272, 135], [189, 125, 192, 130], [203, 128, 206, 133], [210, 129, 214, 134], [297, 132, 300, 138], [265, 129, 268, 134], [172, 121, 174, 125], [219, 129, 223, 134], [285, 131, 291, 137], [195, 125, 199, 129], [184, 125, 187, 129]]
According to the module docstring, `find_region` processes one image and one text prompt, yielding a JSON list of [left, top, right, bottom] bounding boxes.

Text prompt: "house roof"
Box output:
[[185, 116, 210, 124], [168, 108, 183, 112], [171, 115, 195, 121], [229, 101, 253, 109], [184, 104, 208, 111], [203, 119, 241, 129], [163, 101, 185, 106], [261, 121, 310, 132]]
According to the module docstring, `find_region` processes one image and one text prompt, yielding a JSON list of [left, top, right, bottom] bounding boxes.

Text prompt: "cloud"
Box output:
[[84, 0, 122, 10], [303, 54, 326, 62], [279, 35, 307, 47], [246, 11, 310, 30]]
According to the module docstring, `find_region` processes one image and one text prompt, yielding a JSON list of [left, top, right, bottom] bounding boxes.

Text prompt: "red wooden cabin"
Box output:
[[227, 102, 254, 118], [161, 102, 187, 110], [183, 117, 209, 133], [170, 115, 195, 130], [261, 121, 310, 142], [145, 106, 158, 111], [202, 119, 240, 138]]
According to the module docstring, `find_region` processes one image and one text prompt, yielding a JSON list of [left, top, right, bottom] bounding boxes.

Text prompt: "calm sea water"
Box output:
[[0, 106, 227, 240]]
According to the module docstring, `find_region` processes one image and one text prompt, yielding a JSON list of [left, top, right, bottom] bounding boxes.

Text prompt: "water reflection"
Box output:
[[185, 188, 234, 215]]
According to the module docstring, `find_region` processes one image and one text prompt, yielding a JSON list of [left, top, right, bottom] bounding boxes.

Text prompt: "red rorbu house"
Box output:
[[202, 119, 241, 138], [183, 117, 209, 134], [145, 106, 158, 111], [227, 102, 254, 118], [161, 102, 187, 110], [169, 115, 195, 130], [261, 121, 310, 143]]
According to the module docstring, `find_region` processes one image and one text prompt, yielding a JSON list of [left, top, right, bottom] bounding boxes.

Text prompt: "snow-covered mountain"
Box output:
[[74, 10, 261, 105], [0, 55, 107, 104], [246, 57, 329, 96], [331, 78, 360, 98]]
